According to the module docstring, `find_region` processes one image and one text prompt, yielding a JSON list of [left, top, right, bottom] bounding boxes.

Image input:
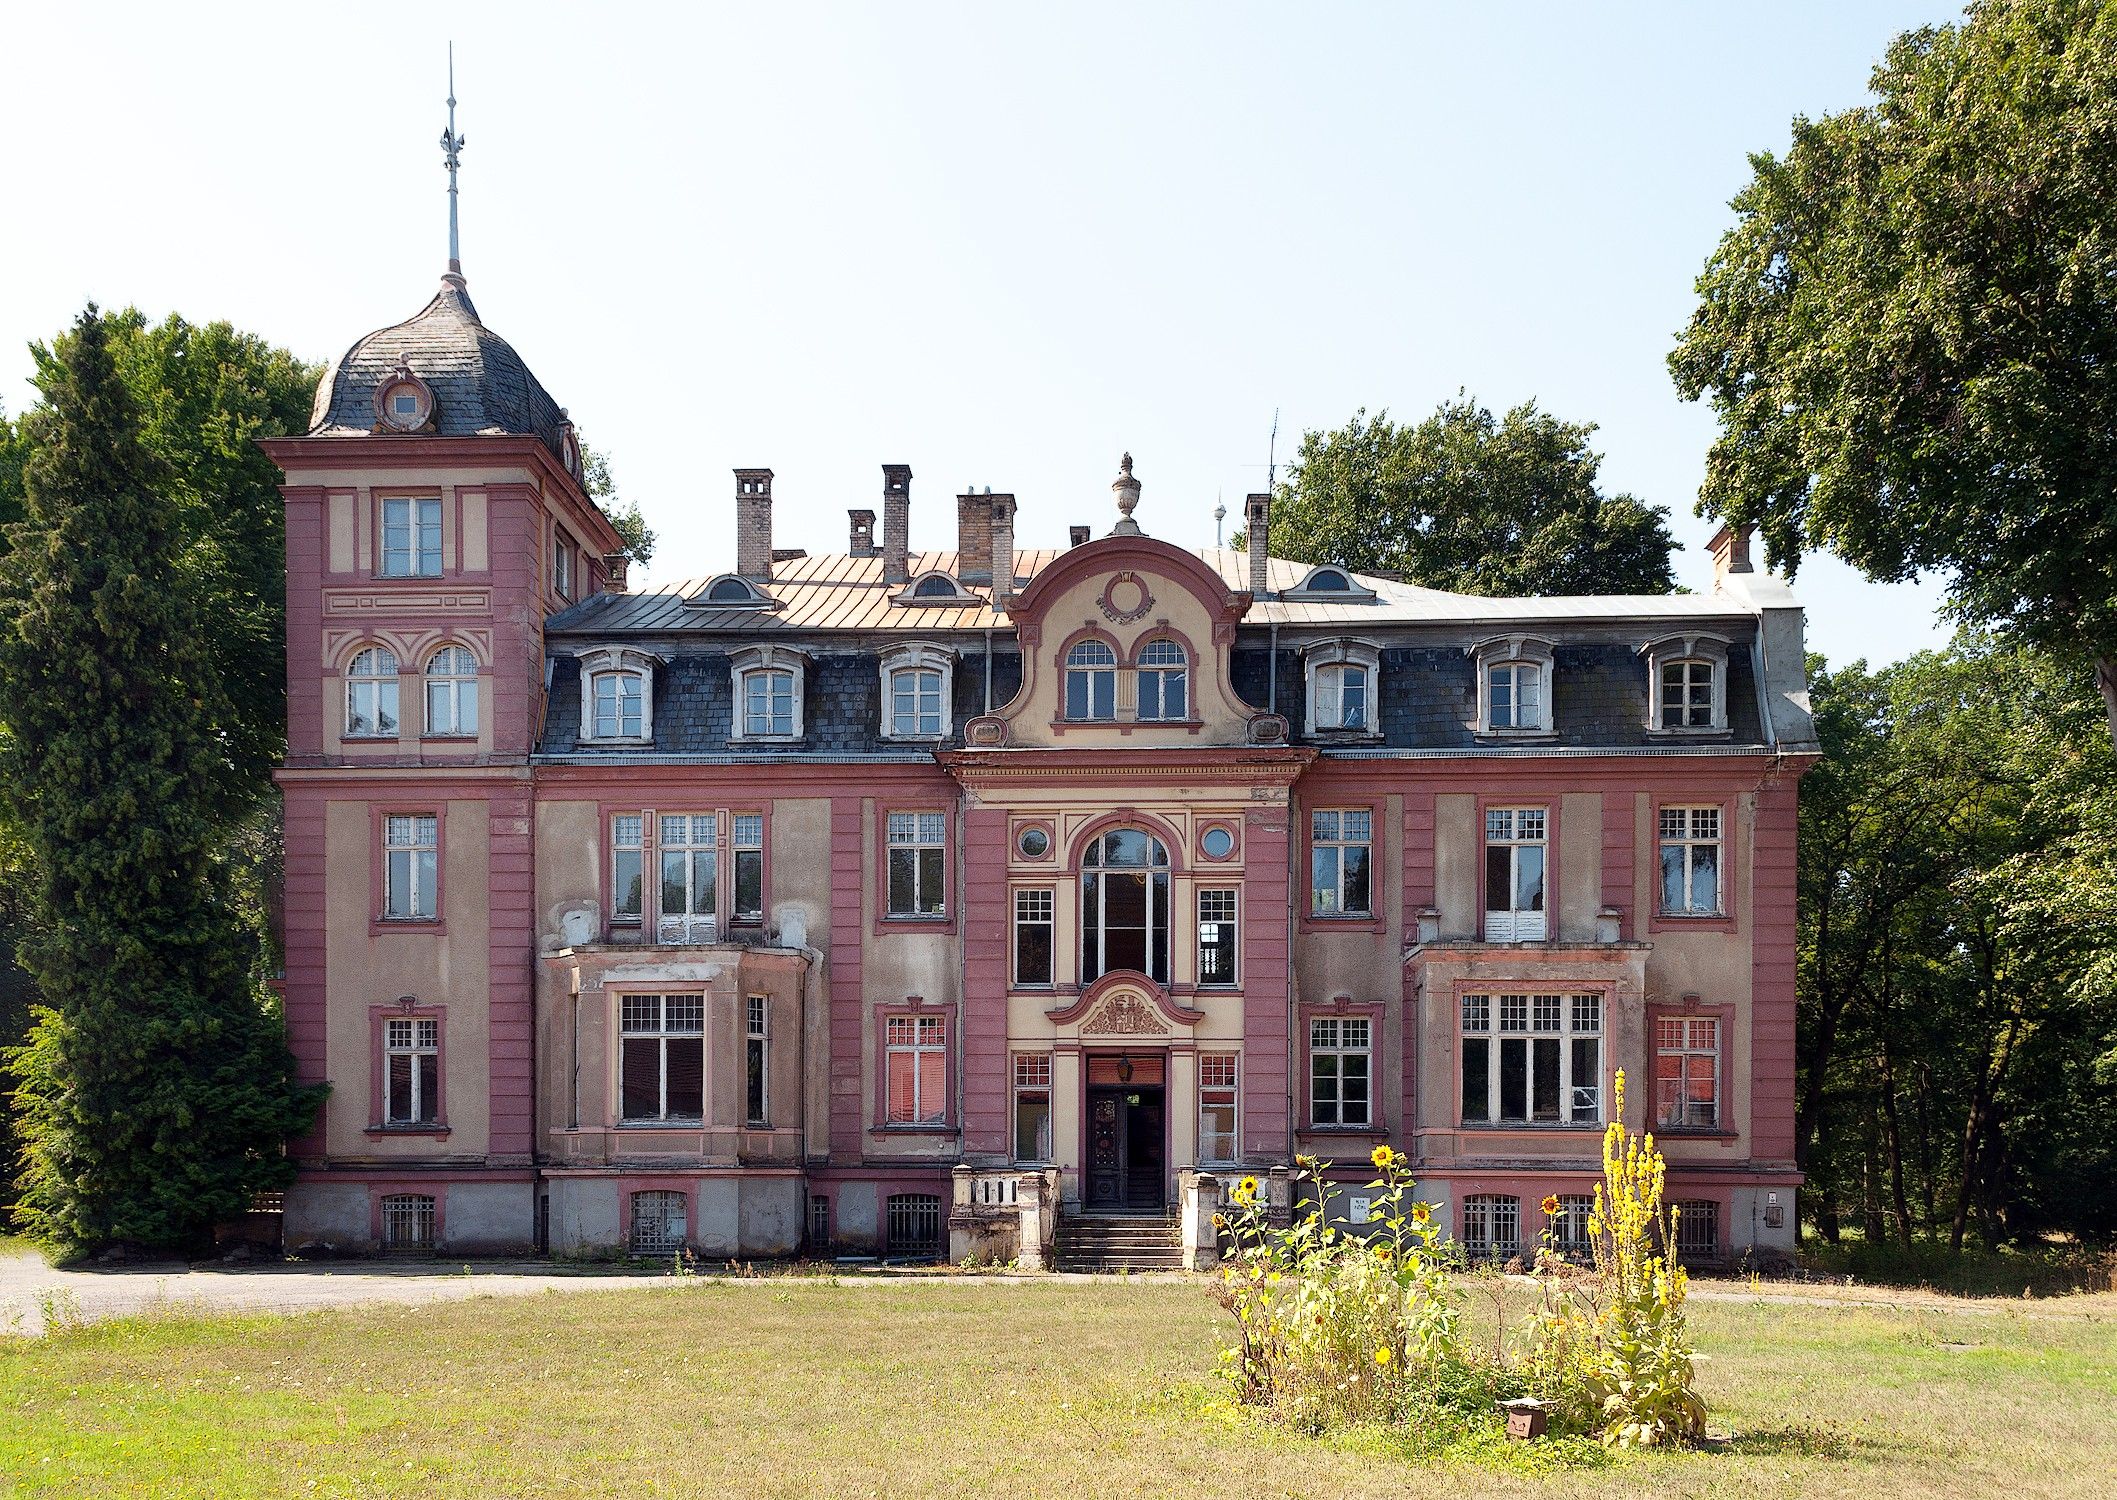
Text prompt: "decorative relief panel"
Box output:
[[324, 589, 493, 615], [1081, 990, 1169, 1036]]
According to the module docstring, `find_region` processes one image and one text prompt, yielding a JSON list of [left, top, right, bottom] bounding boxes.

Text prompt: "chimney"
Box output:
[[1069, 524, 1091, 549], [1708, 522, 1755, 592], [882, 464, 911, 585], [989, 493, 1016, 603], [734, 468, 774, 580], [1245, 493, 1271, 598], [848, 508, 877, 557], [602, 551, 631, 594], [957, 488, 995, 585]]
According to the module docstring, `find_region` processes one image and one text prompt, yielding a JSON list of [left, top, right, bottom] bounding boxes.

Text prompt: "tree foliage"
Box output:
[[1670, 0, 2117, 736], [1266, 399, 1678, 596], [0, 309, 321, 1256], [583, 444, 656, 567]]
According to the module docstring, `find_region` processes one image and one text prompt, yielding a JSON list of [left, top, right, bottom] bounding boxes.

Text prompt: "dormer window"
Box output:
[[880, 643, 955, 741], [730, 644, 806, 742], [1471, 636, 1557, 737], [1641, 634, 1732, 735], [914, 575, 955, 598], [1284, 565, 1379, 602], [897, 571, 980, 606], [690, 574, 777, 610], [1064, 640, 1118, 721], [576, 646, 657, 745], [1302, 639, 1382, 737]]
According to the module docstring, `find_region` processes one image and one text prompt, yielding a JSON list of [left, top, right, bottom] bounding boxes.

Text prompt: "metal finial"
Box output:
[[1214, 491, 1227, 547], [441, 43, 467, 276]]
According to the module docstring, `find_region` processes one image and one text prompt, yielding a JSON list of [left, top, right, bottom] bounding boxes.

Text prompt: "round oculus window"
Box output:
[[1201, 825, 1235, 860], [1017, 826, 1050, 859], [376, 378, 433, 432]]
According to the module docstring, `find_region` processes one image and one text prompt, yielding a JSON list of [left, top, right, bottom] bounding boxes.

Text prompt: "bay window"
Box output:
[[1459, 992, 1602, 1126], [620, 994, 705, 1122]]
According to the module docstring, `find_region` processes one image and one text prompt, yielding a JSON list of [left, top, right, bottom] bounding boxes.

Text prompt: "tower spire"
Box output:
[[441, 43, 466, 278]]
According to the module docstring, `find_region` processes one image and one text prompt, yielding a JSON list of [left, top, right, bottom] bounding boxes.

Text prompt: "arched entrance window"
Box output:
[[1080, 828, 1171, 984]]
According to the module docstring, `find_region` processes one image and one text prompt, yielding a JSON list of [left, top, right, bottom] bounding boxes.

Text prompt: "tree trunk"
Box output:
[[2099, 655, 2117, 747], [1861, 1087, 1885, 1242], [1879, 1040, 1914, 1250]]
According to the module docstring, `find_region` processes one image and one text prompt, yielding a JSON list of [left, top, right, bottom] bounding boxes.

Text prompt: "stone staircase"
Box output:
[[1053, 1213, 1185, 1273]]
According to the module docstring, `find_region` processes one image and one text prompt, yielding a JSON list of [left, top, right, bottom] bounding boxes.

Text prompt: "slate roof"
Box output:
[[308, 276, 569, 459]]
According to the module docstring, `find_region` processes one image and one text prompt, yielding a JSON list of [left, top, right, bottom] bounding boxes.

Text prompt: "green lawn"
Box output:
[[3, 1277, 2113, 1498]]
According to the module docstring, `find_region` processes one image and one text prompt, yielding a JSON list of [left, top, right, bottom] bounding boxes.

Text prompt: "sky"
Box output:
[[0, 2, 1965, 668]]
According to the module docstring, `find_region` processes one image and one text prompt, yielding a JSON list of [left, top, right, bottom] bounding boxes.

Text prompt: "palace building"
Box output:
[[263, 261, 1813, 1268]]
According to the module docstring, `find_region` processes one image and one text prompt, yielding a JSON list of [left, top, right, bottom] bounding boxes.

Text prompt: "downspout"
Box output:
[[569, 973, 581, 1131], [1268, 621, 1280, 715], [984, 627, 995, 714]]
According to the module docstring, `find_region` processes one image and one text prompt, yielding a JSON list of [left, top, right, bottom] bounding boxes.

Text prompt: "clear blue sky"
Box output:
[[1, 1, 1963, 668]]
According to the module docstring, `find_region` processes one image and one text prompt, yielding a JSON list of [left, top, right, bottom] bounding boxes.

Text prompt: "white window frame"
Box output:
[[1199, 1052, 1240, 1165], [423, 645, 479, 738], [1063, 639, 1118, 721], [619, 993, 706, 1122], [383, 814, 438, 920], [1655, 1015, 1722, 1129], [382, 1016, 440, 1125], [885, 1014, 948, 1125], [346, 647, 400, 739], [1134, 638, 1190, 722], [887, 811, 948, 918], [1302, 638, 1381, 737], [657, 813, 720, 944], [1483, 805, 1549, 941], [1013, 887, 1055, 987], [1012, 1052, 1052, 1163], [745, 994, 770, 1126], [575, 646, 657, 745], [1470, 635, 1556, 736], [878, 642, 955, 741], [1659, 805, 1725, 916], [553, 533, 575, 601], [1197, 887, 1238, 987], [1309, 808, 1374, 917], [1308, 1015, 1372, 1128], [1640, 634, 1732, 736], [611, 814, 645, 923], [1459, 992, 1603, 1127], [379, 497, 442, 578], [729, 643, 806, 743]]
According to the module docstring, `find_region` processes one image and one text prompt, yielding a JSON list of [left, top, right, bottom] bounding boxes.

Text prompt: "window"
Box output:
[[591, 671, 645, 740], [1135, 639, 1189, 721], [611, 815, 644, 921], [630, 1190, 687, 1256], [745, 995, 769, 1126], [658, 814, 718, 943], [1487, 661, 1543, 731], [1013, 1053, 1052, 1162], [1483, 807, 1548, 941], [1310, 809, 1373, 917], [743, 668, 797, 738], [1655, 1015, 1720, 1129], [886, 1192, 943, 1256], [1675, 1199, 1719, 1258], [553, 535, 574, 600], [1660, 660, 1714, 729], [1659, 806, 1723, 915], [620, 994, 705, 1121], [912, 573, 958, 598], [887, 812, 947, 917], [380, 497, 441, 578], [1080, 828, 1171, 983], [1642, 634, 1730, 734], [732, 814, 764, 923], [1013, 888, 1054, 986], [1064, 640, 1117, 720], [1550, 1192, 1595, 1257], [346, 647, 399, 738], [424, 646, 478, 737], [1017, 826, 1051, 859], [383, 815, 438, 920], [1312, 662, 1370, 731], [1462, 1194, 1520, 1261], [808, 1194, 831, 1250], [1309, 1016, 1371, 1128], [1200, 825, 1235, 860], [885, 1014, 948, 1125], [1197, 888, 1238, 986], [380, 1193, 436, 1251], [704, 575, 767, 604], [383, 1016, 439, 1125], [1303, 568, 1351, 592], [1460, 993, 1602, 1126], [1199, 1053, 1239, 1164], [889, 667, 944, 738]]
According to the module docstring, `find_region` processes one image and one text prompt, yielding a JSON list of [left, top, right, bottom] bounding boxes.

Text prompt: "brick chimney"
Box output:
[[989, 493, 1016, 603], [1245, 493, 1271, 598], [1708, 522, 1755, 593], [602, 551, 630, 593], [735, 468, 774, 580], [1069, 524, 1091, 549], [848, 508, 877, 557], [957, 488, 995, 585], [882, 464, 912, 585]]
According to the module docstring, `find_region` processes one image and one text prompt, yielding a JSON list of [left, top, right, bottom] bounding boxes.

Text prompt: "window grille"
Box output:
[[630, 1190, 687, 1256], [1551, 1193, 1596, 1257], [1675, 1199, 1719, 1258], [885, 1193, 942, 1258], [381, 1193, 436, 1252], [1462, 1194, 1519, 1261], [808, 1194, 831, 1252]]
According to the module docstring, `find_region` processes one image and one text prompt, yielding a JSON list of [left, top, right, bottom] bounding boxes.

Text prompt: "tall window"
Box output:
[[1312, 662, 1369, 731], [887, 812, 947, 917], [611, 815, 644, 921], [383, 1017, 439, 1125], [346, 647, 399, 738], [1655, 1015, 1720, 1129], [1135, 639, 1189, 721], [619, 994, 705, 1121], [591, 671, 644, 740], [745, 995, 769, 1126], [1462, 1194, 1520, 1261], [1013, 888, 1054, 986], [380, 497, 442, 578], [383, 815, 438, 920], [424, 646, 478, 737], [1064, 640, 1117, 720], [1197, 888, 1238, 986], [1659, 660, 1715, 730], [732, 814, 765, 923], [1550, 1193, 1595, 1257], [885, 1015, 947, 1125], [552, 536, 574, 600], [1310, 809, 1373, 916], [1013, 1053, 1051, 1161], [1488, 661, 1543, 731], [889, 666, 944, 738], [742, 668, 797, 738], [658, 814, 718, 943], [1483, 807, 1548, 940], [1080, 829, 1171, 983], [1309, 1016, 1371, 1127], [1460, 993, 1602, 1126], [1199, 1053, 1239, 1164], [1659, 806, 1723, 915]]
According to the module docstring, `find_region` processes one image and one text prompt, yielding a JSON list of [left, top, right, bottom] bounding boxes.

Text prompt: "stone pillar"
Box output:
[[1017, 1170, 1052, 1271], [1267, 1163, 1294, 1229], [1179, 1169, 1223, 1271], [735, 468, 774, 581]]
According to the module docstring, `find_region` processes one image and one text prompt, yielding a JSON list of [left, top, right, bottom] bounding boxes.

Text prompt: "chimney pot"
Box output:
[[882, 464, 912, 585], [848, 508, 877, 557], [1708, 522, 1755, 592], [1069, 524, 1091, 549], [735, 468, 775, 580], [1245, 492, 1272, 598], [602, 552, 631, 593]]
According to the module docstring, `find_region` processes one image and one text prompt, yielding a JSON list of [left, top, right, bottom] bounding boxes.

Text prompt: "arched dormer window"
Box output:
[[689, 574, 776, 610], [1134, 637, 1190, 722], [896, 570, 980, 606], [1080, 828, 1172, 985], [346, 647, 400, 739], [1064, 639, 1118, 721], [729, 643, 806, 742], [913, 574, 956, 598], [879, 642, 955, 741], [1302, 639, 1382, 737], [1283, 564, 1379, 602], [1470, 636, 1557, 737], [1641, 634, 1732, 735], [576, 646, 657, 745], [424, 645, 479, 737]]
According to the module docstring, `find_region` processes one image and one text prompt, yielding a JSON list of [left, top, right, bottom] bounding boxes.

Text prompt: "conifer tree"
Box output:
[[0, 307, 320, 1256]]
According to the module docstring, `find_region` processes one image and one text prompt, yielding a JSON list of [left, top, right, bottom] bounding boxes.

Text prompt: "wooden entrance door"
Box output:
[[1086, 1085, 1167, 1211]]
